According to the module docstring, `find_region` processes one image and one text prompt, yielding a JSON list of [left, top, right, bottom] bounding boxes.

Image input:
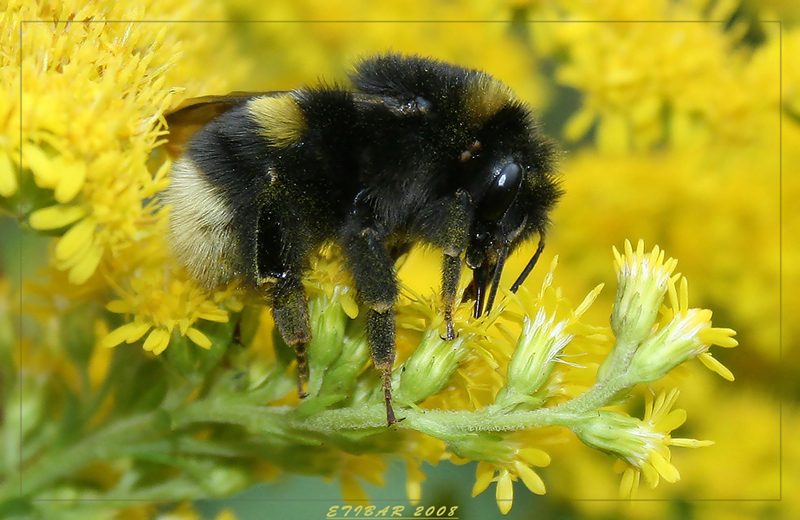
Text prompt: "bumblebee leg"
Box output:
[[256, 202, 312, 398], [342, 224, 399, 425], [366, 307, 397, 425], [440, 190, 472, 341], [270, 278, 311, 398]]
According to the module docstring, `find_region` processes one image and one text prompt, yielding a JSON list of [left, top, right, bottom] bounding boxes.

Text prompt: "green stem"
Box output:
[[289, 335, 646, 435], [596, 335, 640, 387], [172, 360, 638, 439], [171, 400, 291, 434]]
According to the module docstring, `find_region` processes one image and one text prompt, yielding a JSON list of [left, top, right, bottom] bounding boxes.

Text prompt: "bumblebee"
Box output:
[[164, 54, 560, 425]]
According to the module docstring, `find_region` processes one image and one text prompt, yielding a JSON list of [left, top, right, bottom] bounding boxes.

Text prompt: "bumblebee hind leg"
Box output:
[[256, 202, 312, 398], [270, 279, 311, 398]]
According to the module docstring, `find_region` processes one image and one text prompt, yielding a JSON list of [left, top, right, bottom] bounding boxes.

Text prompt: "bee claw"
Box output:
[[382, 369, 399, 426], [297, 366, 308, 399], [441, 319, 458, 341]]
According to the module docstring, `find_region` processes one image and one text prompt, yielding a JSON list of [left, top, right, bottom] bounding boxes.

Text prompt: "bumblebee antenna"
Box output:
[[510, 234, 545, 293], [484, 242, 510, 315]]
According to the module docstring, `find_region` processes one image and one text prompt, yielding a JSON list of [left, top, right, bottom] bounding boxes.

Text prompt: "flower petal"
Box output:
[[495, 470, 514, 514], [55, 216, 95, 260], [106, 299, 132, 314], [0, 152, 18, 197], [340, 291, 359, 319], [619, 466, 638, 498], [340, 477, 368, 503], [23, 143, 57, 188], [68, 243, 103, 285], [515, 461, 546, 495], [197, 310, 229, 323], [186, 327, 212, 349], [124, 321, 152, 343], [517, 448, 551, 467], [405, 461, 425, 504], [472, 462, 495, 497], [29, 205, 88, 230], [654, 408, 687, 433], [640, 462, 660, 488], [143, 328, 171, 355], [101, 322, 142, 348], [698, 352, 734, 381], [54, 158, 86, 203], [670, 438, 714, 448], [650, 450, 680, 483]]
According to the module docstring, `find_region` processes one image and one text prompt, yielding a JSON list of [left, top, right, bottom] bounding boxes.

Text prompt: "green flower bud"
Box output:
[[610, 240, 677, 344], [396, 326, 468, 404], [627, 308, 713, 383], [307, 286, 351, 395], [499, 308, 572, 404], [318, 326, 370, 397], [571, 410, 649, 461]]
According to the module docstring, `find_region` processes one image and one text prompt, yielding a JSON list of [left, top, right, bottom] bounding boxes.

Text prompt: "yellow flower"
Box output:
[[6, 0, 241, 285], [539, 0, 776, 151], [209, 1, 548, 112], [653, 276, 738, 380], [498, 257, 604, 405], [468, 435, 552, 514], [101, 263, 243, 355], [396, 324, 471, 404], [593, 239, 738, 387], [610, 239, 679, 343], [615, 389, 714, 498]]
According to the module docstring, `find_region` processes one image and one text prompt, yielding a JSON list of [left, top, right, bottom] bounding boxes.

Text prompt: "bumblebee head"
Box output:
[[462, 156, 523, 318], [461, 109, 560, 318]]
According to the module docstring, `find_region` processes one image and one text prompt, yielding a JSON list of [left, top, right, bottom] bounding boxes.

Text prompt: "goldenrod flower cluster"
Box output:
[[2, 0, 791, 518]]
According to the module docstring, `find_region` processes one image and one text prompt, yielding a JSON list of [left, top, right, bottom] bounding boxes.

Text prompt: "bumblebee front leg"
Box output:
[[440, 190, 472, 341], [342, 223, 400, 425]]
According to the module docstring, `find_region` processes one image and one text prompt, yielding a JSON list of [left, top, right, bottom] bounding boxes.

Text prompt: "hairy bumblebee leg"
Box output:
[[367, 308, 398, 425], [256, 196, 313, 398], [343, 221, 400, 425], [270, 278, 312, 398], [440, 190, 472, 340]]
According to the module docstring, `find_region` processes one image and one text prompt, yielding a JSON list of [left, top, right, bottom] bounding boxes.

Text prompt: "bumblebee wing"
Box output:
[[164, 91, 288, 156], [351, 92, 431, 117]]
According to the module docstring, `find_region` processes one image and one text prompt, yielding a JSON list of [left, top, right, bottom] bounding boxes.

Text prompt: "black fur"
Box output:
[[168, 54, 561, 425]]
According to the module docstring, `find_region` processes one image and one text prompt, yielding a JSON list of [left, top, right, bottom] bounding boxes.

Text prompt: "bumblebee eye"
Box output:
[[478, 162, 522, 221]]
